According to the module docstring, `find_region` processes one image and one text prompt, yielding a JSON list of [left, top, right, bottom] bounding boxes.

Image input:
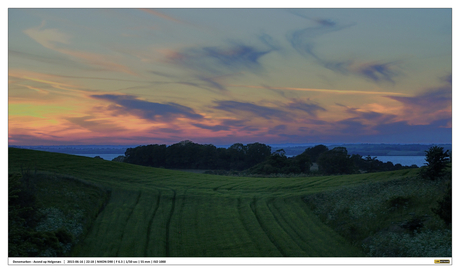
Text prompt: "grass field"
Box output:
[[9, 147, 441, 257]]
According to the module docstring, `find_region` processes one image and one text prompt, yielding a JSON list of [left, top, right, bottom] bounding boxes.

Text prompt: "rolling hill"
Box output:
[[8, 148, 449, 257]]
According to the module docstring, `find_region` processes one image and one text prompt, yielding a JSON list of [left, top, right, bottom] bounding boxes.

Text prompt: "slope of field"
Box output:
[[8, 148, 419, 257]]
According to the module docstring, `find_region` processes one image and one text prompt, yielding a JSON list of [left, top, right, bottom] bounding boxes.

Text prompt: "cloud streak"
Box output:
[[65, 116, 125, 133], [287, 99, 326, 117], [164, 43, 274, 76], [353, 61, 401, 84], [228, 84, 408, 96], [91, 94, 204, 122], [23, 21, 137, 76], [213, 100, 291, 121], [385, 77, 452, 123], [286, 13, 402, 84], [286, 14, 354, 61]]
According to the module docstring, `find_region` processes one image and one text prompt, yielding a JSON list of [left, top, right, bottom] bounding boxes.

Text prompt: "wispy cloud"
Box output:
[[287, 99, 326, 117], [191, 123, 230, 132], [268, 124, 287, 134], [385, 77, 451, 123], [352, 61, 402, 84], [336, 103, 397, 124], [23, 21, 137, 76], [286, 13, 403, 84], [164, 43, 273, 75], [259, 33, 282, 51], [213, 100, 290, 121], [91, 94, 204, 121], [139, 9, 187, 25], [286, 13, 355, 61], [228, 84, 408, 96], [65, 116, 125, 133]]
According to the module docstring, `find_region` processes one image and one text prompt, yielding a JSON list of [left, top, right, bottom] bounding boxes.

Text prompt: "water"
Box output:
[[367, 156, 426, 167], [74, 154, 124, 161]]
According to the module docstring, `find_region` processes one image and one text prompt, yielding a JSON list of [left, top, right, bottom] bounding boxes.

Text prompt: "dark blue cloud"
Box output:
[[286, 13, 403, 84], [337, 104, 397, 123], [196, 76, 227, 91], [259, 33, 282, 51], [154, 127, 183, 134], [191, 123, 230, 132], [386, 82, 451, 115], [286, 15, 354, 61], [220, 119, 248, 127], [301, 119, 329, 126], [357, 62, 401, 83], [315, 18, 337, 27], [91, 94, 203, 121], [213, 100, 290, 121], [268, 125, 287, 134], [288, 99, 326, 117], [166, 43, 273, 75], [372, 119, 452, 143], [336, 118, 368, 135], [443, 74, 452, 84], [220, 119, 259, 132]]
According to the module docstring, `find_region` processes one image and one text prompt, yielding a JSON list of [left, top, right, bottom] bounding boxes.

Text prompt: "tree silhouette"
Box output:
[[421, 146, 450, 180]]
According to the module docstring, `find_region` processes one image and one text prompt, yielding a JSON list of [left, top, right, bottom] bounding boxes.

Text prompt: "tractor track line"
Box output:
[[267, 198, 316, 255], [165, 189, 177, 257], [116, 190, 142, 256], [144, 190, 162, 256], [236, 197, 262, 254], [250, 197, 286, 256]]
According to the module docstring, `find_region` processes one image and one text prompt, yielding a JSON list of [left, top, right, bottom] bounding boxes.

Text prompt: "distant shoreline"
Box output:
[[9, 143, 451, 158]]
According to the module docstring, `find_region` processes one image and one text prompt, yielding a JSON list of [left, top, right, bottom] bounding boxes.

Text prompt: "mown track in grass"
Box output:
[[8, 148, 420, 257]]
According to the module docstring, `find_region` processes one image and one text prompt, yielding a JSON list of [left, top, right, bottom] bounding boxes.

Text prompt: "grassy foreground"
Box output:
[[9, 147, 442, 257]]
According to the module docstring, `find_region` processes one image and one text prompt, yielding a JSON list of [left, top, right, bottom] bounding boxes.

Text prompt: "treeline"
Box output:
[[247, 145, 417, 175], [122, 140, 271, 171], [119, 141, 417, 175]]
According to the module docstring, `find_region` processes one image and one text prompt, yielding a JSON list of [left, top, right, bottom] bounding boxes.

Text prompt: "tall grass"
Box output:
[[303, 175, 452, 257], [8, 169, 110, 256]]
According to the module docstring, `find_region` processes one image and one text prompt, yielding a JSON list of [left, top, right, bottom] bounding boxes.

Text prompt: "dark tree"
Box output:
[[303, 145, 329, 163], [227, 143, 248, 170], [421, 146, 450, 180], [317, 147, 357, 175], [292, 150, 312, 173], [245, 142, 272, 167]]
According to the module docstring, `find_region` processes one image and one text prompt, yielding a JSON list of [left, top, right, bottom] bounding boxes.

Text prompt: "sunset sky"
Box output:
[[8, 8, 452, 145]]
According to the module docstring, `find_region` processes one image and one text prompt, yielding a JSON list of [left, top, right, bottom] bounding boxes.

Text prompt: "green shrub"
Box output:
[[387, 196, 410, 211], [303, 175, 452, 257], [432, 186, 452, 225]]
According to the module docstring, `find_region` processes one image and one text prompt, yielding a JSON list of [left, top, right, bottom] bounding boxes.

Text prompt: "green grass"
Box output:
[[9, 147, 426, 257], [303, 175, 452, 257]]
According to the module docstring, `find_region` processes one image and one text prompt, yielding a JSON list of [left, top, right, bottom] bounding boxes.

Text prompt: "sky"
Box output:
[[7, 7, 453, 145]]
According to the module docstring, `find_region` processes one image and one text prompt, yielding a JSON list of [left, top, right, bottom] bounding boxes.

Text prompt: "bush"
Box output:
[[432, 186, 452, 225]]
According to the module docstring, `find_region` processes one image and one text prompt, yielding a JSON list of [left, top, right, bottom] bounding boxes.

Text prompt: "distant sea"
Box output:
[[367, 156, 426, 167], [74, 154, 124, 161]]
